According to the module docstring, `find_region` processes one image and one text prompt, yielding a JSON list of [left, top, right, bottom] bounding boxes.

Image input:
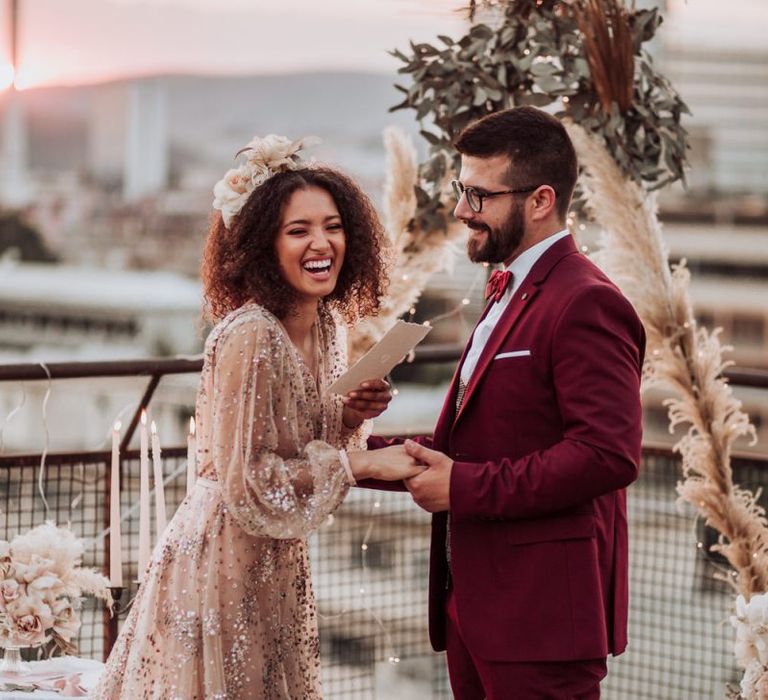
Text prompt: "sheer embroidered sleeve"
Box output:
[[211, 311, 349, 539]]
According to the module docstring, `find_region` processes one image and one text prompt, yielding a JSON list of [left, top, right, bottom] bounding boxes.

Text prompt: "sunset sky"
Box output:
[[0, 0, 763, 90]]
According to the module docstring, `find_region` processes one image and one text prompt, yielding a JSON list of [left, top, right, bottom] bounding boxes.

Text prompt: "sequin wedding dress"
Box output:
[[93, 302, 367, 699]]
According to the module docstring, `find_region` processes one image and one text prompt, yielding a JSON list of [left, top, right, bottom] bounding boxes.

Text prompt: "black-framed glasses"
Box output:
[[451, 180, 539, 213]]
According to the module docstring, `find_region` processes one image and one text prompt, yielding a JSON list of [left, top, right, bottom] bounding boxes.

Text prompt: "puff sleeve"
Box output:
[[211, 313, 349, 539]]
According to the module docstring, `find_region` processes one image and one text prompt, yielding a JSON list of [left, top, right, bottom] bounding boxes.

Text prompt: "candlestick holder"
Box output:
[[108, 586, 135, 618]]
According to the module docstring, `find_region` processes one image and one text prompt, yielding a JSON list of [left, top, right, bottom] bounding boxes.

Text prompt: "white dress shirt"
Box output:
[[460, 229, 571, 385]]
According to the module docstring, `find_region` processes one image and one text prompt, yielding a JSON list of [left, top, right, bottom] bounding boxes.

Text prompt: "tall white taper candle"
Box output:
[[186, 416, 197, 495], [138, 409, 151, 582], [109, 420, 123, 587], [150, 420, 167, 540]]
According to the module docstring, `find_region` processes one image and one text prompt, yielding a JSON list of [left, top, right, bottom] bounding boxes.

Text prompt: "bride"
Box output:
[[93, 135, 421, 699]]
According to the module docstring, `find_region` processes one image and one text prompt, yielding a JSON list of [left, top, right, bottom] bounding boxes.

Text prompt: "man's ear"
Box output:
[[529, 185, 557, 222]]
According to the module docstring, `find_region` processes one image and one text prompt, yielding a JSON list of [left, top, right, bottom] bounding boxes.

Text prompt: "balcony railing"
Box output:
[[0, 353, 766, 698]]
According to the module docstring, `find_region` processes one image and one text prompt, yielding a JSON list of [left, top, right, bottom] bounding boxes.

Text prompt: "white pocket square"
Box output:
[[494, 350, 531, 359]]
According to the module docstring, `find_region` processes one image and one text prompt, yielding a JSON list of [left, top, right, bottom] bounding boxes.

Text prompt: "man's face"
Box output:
[[453, 154, 527, 266]]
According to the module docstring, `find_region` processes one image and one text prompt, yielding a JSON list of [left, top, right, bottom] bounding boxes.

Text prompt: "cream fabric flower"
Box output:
[[212, 134, 320, 230], [212, 165, 253, 230]]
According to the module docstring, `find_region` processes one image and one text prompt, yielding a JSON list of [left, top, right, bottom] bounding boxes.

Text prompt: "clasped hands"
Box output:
[[341, 378, 451, 513], [367, 440, 452, 514]]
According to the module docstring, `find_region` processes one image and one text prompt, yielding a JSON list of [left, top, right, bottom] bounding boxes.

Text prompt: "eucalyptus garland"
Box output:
[[390, 0, 690, 230]]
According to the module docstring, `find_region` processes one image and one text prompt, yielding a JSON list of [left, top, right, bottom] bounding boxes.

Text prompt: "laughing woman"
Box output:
[[93, 136, 420, 700]]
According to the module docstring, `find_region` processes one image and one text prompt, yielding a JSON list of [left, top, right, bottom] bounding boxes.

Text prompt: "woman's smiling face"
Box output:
[[274, 186, 346, 305]]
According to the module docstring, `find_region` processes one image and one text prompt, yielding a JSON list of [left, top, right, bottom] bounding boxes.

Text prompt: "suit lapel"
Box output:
[[452, 235, 578, 428]]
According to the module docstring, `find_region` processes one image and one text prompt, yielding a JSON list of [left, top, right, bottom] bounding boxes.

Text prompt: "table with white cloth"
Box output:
[[0, 656, 104, 699]]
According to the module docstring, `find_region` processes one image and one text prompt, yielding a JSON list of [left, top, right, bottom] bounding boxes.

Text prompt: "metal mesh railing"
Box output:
[[1, 353, 766, 697], [603, 448, 743, 700], [1, 446, 766, 698]]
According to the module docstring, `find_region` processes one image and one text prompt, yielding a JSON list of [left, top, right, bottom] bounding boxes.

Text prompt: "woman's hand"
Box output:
[[342, 379, 392, 428], [347, 445, 423, 481]]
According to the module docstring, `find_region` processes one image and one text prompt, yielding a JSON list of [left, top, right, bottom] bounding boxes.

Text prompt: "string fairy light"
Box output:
[[37, 362, 53, 519], [0, 381, 27, 455], [418, 266, 487, 328], [14, 259, 495, 665], [318, 263, 496, 666], [690, 516, 739, 586]]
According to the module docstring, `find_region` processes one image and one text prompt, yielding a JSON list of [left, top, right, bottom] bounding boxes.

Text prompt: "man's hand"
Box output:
[[342, 379, 392, 428], [404, 439, 453, 513]]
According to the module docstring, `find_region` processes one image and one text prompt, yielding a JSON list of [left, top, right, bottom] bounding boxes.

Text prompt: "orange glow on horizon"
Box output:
[[13, 62, 53, 90], [3, 62, 144, 90], [0, 63, 14, 90]]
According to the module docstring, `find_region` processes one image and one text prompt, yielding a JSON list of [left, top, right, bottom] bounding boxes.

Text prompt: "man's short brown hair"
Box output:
[[454, 106, 578, 220]]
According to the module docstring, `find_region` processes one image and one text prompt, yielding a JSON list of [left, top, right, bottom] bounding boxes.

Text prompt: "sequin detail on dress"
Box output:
[[93, 303, 370, 699]]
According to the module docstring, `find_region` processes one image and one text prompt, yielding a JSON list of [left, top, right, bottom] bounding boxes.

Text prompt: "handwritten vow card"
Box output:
[[329, 321, 432, 395]]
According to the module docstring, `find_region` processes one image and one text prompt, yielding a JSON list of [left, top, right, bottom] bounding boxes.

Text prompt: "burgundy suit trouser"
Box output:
[[445, 586, 607, 700]]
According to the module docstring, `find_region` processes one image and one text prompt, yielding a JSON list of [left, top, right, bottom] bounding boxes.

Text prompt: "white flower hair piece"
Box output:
[[212, 134, 321, 229]]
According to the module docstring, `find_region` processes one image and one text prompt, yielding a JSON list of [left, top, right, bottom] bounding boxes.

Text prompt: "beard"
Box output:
[[466, 204, 526, 264]]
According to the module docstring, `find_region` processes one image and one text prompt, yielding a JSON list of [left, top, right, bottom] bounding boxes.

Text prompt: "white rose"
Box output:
[[212, 165, 253, 229], [243, 134, 296, 171], [7, 597, 53, 647], [242, 134, 320, 172], [748, 595, 768, 627], [213, 134, 320, 229], [0, 579, 21, 604], [736, 634, 759, 667], [247, 162, 271, 188], [741, 662, 763, 699], [51, 599, 81, 641], [0, 541, 12, 577]]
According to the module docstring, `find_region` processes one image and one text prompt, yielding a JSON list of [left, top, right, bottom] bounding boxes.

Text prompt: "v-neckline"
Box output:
[[238, 302, 324, 394], [273, 313, 322, 393]]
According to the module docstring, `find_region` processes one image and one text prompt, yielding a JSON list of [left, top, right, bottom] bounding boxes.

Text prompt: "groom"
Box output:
[[367, 106, 645, 699]]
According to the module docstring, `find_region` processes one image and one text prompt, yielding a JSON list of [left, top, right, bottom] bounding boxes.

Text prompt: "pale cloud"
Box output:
[[2, 0, 761, 89], [8, 0, 466, 87]]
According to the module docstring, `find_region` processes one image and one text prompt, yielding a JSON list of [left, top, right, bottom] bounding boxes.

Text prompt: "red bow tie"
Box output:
[[485, 270, 513, 303]]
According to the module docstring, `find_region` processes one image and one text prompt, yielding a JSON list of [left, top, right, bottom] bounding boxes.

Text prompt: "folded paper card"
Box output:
[[329, 321, 432, 395]]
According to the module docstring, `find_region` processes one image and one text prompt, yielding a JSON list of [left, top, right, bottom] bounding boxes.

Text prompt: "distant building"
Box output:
[[0, 260, 201, 360], [88, 79, 170, 200], [0, 261, 202, 452], [576, 216, 768, 455], [662, 46, 768, 194]]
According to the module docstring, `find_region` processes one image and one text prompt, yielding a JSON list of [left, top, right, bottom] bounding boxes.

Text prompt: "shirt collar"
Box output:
[[504, 228, 571, 288]]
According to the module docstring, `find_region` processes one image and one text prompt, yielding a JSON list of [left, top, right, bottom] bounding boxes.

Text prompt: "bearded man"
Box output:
[[367, 106, 646, 699]]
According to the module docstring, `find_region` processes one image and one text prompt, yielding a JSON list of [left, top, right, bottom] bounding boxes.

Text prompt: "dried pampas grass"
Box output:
[[348, 127, 465, 362], [566, 121, 764, 596]]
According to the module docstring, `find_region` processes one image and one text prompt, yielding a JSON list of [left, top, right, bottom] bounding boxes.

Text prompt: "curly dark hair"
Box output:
[[201, 167, 388, 323]]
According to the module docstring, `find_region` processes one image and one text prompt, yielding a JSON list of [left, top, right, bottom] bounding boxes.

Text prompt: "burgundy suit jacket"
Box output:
[[368, 235, 645, 662]]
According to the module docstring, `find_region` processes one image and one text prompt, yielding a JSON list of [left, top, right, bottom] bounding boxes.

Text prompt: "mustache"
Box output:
[[466, 221, 490, 232]]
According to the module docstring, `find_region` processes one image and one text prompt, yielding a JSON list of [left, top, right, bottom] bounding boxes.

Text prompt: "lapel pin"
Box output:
[[521, 292, 528, 300]]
